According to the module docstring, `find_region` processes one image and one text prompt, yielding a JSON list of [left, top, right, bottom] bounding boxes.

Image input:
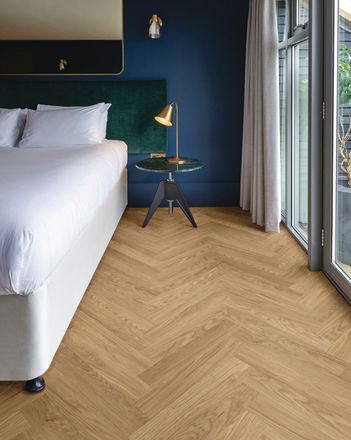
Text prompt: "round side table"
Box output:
[[136, 157, 205, 227]]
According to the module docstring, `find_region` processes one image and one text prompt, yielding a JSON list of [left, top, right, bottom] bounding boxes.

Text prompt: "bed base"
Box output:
[[0, 169, 128, 389]]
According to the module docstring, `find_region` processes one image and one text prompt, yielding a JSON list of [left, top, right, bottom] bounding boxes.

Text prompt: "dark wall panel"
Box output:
[[0, 41, 123, 74]]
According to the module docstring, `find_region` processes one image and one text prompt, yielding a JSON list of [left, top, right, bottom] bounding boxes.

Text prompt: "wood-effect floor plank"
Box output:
[[0, 207, 350, 440]]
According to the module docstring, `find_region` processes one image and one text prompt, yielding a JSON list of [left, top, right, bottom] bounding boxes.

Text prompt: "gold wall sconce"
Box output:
[[149, 15, 163, 39], [59, 59, 68, 71]]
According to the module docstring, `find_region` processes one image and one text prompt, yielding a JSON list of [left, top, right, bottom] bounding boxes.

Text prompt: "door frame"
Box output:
[[308, 0, 324, 270]]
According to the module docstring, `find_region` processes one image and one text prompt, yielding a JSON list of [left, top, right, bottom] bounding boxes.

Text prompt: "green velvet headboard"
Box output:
[[0, 80, 167, 154]]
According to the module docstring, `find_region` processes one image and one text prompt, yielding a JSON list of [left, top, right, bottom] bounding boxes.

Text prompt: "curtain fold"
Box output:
[[240, 0, 281, 233]]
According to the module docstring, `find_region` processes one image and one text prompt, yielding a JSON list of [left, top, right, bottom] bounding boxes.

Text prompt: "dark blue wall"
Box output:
[[121, 0, 249, 207]]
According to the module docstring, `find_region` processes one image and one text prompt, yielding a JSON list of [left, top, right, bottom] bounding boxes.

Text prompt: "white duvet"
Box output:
[[0, 140, 127, 295]]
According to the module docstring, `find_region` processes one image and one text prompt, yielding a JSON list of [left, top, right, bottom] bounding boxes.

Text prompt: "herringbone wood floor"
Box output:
[[1, 207, 351, 440]]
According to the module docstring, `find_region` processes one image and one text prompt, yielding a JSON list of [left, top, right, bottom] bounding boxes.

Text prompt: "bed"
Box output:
[[0, 80, 167, 392], [0, 141, 128, 391]]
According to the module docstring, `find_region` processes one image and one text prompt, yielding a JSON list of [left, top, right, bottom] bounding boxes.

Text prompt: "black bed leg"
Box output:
[[25, 376, 46, 393]]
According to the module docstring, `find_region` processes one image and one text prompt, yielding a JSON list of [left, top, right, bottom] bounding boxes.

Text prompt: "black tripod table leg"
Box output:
[[177, 199, 197, 228], [177, 198, 198, 228], [165, 181, 197, 228], [142, 181, 165, 227]]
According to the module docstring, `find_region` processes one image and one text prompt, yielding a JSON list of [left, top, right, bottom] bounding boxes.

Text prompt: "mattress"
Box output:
[[0, 140, 128, 296]]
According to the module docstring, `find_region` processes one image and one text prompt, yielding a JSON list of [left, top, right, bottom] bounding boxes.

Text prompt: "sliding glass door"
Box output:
[[278, 0, 309, 246], [277, 0, 351, 299], [324, 0, 351, 301], [293, 39, 309, 241]]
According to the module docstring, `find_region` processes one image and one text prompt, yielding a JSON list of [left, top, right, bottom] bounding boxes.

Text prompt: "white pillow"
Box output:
[[19, 107, 105, 149], [0, 108, 22, 148], [37, 103, 111, 139]]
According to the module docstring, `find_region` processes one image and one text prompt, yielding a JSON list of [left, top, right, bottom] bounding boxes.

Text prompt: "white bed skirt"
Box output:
[[0, 168, 128, 381]]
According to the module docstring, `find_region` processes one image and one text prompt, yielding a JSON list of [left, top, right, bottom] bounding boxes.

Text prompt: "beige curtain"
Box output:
[[240, 0, 281, 233]]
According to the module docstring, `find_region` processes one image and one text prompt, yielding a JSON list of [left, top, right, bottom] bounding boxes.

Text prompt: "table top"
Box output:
[[136, 157, 205, 174]]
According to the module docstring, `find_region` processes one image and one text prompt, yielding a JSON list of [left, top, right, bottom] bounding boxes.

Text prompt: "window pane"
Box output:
[[293, 40, 309, 240], [279, 49, 287, 218], [335, 1, 351, 277], [276, 0, 287, 43], [298, 0, 309, 25]]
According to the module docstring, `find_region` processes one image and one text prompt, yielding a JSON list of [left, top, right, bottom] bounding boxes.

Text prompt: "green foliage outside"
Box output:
[[339, 44, 351, 185], [340, 44, 351, 105]]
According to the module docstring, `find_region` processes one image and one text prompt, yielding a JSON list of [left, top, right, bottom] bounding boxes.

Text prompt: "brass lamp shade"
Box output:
[[154, 105, 173, 127]]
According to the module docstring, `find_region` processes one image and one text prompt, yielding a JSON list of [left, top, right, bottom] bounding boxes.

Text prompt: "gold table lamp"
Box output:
[[155, 102, 186, 164]]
